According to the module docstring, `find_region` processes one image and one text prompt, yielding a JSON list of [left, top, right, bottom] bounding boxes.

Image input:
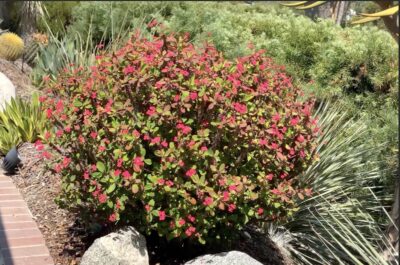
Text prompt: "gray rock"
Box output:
[[80, 226, 149, 265], [0, 72, 15, 111], [185, 251, 262, 265]]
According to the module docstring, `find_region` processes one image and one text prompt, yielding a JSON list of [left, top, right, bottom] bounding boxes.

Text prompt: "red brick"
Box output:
[[1, 215, 33, 223], [0, 201, 26, 208], [0, 221, 37, 231], [0, 228, 42, 239], [0, 207, 30, 215], [4, 255, 53, 265], [0, 236, 45, 248], [0, 188, 19, 195], [0, 194, 24, 201], [2, 245, 50, 258], [0, 182, 17, 188]]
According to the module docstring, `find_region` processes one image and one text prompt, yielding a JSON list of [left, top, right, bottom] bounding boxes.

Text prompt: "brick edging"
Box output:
[[0, 175, 54, 265]]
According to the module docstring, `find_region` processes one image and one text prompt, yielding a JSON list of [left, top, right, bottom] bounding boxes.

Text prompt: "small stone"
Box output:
[[185, 251, 262, 265], [0, 72, 16, 111], [80, 226, 149, 265]]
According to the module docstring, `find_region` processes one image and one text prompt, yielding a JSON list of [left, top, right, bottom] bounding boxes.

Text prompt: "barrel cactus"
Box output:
[[0, 32, 25, 61]]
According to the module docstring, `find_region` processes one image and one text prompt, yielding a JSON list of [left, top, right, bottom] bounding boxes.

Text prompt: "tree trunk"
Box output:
[[332, 1, 350, 26], [375, 0, 399, 43], [18, 1, 43, 42], [0, 1, 14, 29]]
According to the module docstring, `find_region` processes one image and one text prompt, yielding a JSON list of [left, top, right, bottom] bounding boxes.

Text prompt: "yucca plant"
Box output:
[[275, 102, 395, 264]]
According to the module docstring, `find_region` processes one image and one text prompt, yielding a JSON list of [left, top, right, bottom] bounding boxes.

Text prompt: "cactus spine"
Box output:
[[0, 32, 25, 61]]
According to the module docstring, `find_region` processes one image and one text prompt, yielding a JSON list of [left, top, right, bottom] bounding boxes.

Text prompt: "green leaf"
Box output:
[[96, 161, 105, 172], [107, 183, 116, 194]]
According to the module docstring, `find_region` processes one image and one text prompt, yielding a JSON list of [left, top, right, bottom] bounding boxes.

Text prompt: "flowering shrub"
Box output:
[[41, 29, 319, 243]]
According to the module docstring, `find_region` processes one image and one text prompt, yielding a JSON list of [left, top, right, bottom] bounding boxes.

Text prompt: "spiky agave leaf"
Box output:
[[295, 1, 327, 10], [280, 1, 309, 7], [351, 16, 381, 25], [281, 102, 392, 264], [360, 5, 399, 17]]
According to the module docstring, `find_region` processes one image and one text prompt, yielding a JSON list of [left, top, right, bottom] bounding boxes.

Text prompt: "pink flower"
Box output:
[[178, 160, 185, 167], [62, 157, 71, 167], [270, 143, 279, 150], [200, 146, 208, 152], [145, 205, 151, 212], [190, 92, 198, 100], [161, 140, 168, 147], [290, 117, 299, 126], [91, 165, 97, 171], [42, 151, 52, 159], [272, 113, 280, 122], [133, 130, 140, 138], [228, 185, 237, 192], [228, 204, 236, 212], [90, 131, 97, 139], [185, 226, 196, 237], [98, 193, 107, 203], [146, 106, 156, 116], [259, 139, 267, 146], [203, 197, 213, 206], [222, 191, 230, 202], [166, 180, 174, 187], [151, 137, 161, 144], [56, 129, 63, 138], [233, 102, 247, 114], [185, 168, 196, 177], [178, 218, 186, 226], [266, 174, 273, 181], [297, 135, 305, 143], [158, 179, 165, 185], [122, 170, 131, 180], [257, 208, 264, 216], [117, 158, 123, 168], [114, 169, 121, 177], [46, 108, 53, 118], [187, 215, 196, 222], [133, 157, 144, 172], [83, 171, 90, 180], [123, 66, 135, 76], [109, 213, 117, 222], [271, 189, 280, 195], [98, 146, 106, 152], [177, 123, 191, 134], [158, 210, 166, 221]]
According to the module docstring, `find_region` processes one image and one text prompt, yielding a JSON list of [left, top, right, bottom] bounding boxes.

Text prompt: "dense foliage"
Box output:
[[40, 30, 319, 243]]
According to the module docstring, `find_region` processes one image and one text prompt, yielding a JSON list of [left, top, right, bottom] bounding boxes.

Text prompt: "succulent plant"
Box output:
[[0, 32, 25, 61], [23, 41, 40, 65]]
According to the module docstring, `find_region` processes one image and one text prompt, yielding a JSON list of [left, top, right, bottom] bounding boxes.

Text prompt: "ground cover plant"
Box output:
[[40, 28, 319, 244]]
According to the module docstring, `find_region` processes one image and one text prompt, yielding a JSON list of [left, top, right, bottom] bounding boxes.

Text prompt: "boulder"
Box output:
[[185, 251, 262, 265], [80, 226, 149, 265], [0, 72, 15, 111]]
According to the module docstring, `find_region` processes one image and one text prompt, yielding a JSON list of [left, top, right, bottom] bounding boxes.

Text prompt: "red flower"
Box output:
[[297, 135, 305, 143], [62, 157, 71, 167], [290, 117, 299, 126], [187, 214, 196, 223], [133, 156, 144, 172], [122, 171, 131, 180], [114, 170, 121, 177], [232, 102, 247, 114], [259, 139, 267, 146], [166, 180, 174, 187], [185, 226, 196, 237], [109, 213, 117, 222], [42, 151, 52, 159], [90, 131, 97, 139], [158, 210, 166, 221], [178, 218, 186, 226], [151, 137, 161, 145], [123, 65, 135, 75], [161, 140, 168, 147], [228, 204, 236, 212], [272, 113, 280, 122], [185, 168, 196, 177], [158, 178, 165, 185], [228, 185, 237, 192], [46, 108, 53, 118], [98, 193, 107, 203], [146, 106, 156, 116], [190, 92, 198, 100], [203, 197, 213, 206], [257, 208, 264, 216], [222, 191, 230, 202]]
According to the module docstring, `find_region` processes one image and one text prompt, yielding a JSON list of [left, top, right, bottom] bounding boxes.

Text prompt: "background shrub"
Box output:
[[41, 31, 319, 243]]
